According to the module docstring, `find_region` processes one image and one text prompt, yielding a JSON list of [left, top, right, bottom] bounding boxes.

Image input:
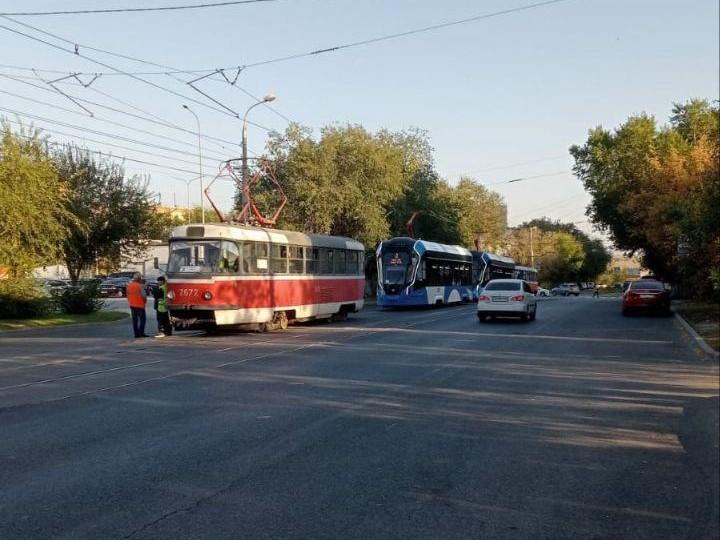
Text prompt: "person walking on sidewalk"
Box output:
[[127, 273, 148, 338], [154, 276, 172, 337]]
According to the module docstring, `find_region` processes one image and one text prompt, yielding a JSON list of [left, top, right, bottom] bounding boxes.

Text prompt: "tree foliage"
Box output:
[[248, 124, 507, 251], [0, 124, 75, 278], [506, 217, 611, 284], [53, 145, 166, 282], [570, 99, 719, 294]]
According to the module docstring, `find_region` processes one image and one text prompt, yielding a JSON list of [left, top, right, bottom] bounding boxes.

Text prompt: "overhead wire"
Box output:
[[0, 71, 262, 159], [454, 154, 569, 175], [483, 170, 572, 187], [0, 0, 569, 112], [0, 16, 293, 125], [0, 105, 226, 168], [0, 19, 273, 129], [2, 116, 219, 170], [0, 80, 232, 162], [0, 1, 276, 16]]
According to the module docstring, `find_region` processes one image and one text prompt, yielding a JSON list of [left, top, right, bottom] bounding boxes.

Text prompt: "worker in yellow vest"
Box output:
[[126, 272, 148, 338], [154, 276, 172, 337]]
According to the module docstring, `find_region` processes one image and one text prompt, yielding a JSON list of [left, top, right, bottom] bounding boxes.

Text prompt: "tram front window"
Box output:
[[168, 240, 240, 273], [381, 251, 413, 291]]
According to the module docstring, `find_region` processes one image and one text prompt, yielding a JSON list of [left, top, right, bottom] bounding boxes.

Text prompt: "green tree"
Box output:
[[571, 99, 719, 294], [53, 145, 167, 282], [0, 124, 74, 278]]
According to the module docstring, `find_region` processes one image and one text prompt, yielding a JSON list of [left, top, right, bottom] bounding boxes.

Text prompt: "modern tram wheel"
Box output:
[[277, 311, 289, 330]]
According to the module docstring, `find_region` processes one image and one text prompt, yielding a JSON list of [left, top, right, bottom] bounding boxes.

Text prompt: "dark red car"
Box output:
[[622, 280, 671, 316]]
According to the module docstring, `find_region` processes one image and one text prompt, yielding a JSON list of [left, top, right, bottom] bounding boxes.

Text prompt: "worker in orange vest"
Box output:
[[127, 272, 148, 338]]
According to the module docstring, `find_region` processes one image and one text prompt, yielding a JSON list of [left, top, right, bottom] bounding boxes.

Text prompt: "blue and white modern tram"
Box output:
[[377, 237, 474, 307], [470, 251, 516, 300]]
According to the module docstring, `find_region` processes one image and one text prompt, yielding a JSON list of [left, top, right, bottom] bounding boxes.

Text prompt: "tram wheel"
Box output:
[[276, 312, 289, 330]]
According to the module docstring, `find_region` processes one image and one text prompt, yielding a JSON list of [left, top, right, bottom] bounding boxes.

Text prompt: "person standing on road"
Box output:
[[154, 276, 172, 338], [127, 272, 148, 338], [593, 284, 600, 298]]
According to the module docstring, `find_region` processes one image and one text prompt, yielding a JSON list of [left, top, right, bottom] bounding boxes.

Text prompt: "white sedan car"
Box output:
[[477, 279, 537, 322]]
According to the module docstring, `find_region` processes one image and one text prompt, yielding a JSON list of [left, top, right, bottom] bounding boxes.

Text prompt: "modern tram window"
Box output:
[[289, 245, 304, 274], [305, 247, 319, 274], [241, 241, 269, 274], [270, 244, 288, 274], [334, 250, 346, 274]]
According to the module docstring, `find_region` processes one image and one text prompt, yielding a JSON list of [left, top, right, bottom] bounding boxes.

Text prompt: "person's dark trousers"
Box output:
[[130, 307, 147, 337], [157, 311, 172, 336]]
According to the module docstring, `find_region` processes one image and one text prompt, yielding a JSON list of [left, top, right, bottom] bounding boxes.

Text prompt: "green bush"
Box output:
[[54, 282, 104, 314], [0, 279, 53, 319]]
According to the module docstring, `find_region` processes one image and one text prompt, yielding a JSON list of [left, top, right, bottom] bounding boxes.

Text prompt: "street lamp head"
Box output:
[[262, 94, 276, 103]]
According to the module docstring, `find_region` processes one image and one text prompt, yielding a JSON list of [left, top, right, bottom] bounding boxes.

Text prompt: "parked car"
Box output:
[[551, 283, 580, 296], [536, 287, 550, 297], [108, 271, 137, 280], [37, 279, 70, 295], [99, 277, 130, 297], [622, 279, 671, 316], [477, 279, 537, 322]]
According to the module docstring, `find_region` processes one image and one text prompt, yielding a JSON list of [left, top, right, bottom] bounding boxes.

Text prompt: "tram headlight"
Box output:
[[203, 291, 213, 300], [166, 290, 175, 300]]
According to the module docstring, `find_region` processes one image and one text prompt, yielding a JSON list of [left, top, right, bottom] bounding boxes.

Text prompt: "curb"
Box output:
[[674, 312, 720, 360]]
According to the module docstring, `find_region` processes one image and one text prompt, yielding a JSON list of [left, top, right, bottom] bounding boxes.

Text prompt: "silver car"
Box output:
[[477, 279, 538, 322]]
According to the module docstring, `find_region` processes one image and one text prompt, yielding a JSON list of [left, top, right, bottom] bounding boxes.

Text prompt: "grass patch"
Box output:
[[0, 310, 129, 332], [675, 301, 720, 352]]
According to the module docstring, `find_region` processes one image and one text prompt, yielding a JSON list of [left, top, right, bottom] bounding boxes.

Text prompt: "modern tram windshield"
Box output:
[[168, 240, 241, 273], [381, 250, 413, 286]]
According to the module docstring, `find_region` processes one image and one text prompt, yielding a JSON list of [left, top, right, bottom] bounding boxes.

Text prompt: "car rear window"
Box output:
[[630, 281, 664, 290], [485, 281, 521, 291]]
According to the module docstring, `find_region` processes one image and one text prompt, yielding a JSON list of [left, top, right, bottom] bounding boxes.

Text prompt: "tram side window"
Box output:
[[289, 246, 304, 274], [347, 251, 358, 276], [305, 247, 319, 274], [320, 249, 334, 274], [243, 241, 268, 274], [334, 250, 346, 274], [271, 244, 288, 274], [426, 261, 441, 287]]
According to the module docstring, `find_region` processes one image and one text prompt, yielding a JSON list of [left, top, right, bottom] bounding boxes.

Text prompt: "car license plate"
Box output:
[[492, 296, 508, 302], [640, 294, 655, 299]]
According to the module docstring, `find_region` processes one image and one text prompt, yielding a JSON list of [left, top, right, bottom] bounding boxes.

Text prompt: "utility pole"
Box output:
[[530, 226, 536, 268]]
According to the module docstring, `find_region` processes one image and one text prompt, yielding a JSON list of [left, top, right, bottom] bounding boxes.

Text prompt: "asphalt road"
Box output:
[[1, 296, 718, 539]]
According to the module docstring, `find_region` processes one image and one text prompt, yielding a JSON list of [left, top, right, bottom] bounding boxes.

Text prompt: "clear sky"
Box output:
[[1, 0, 718, 240]]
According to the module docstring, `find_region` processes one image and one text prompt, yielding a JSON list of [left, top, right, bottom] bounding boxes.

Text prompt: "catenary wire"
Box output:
[[0, 20, 273, 130], [0, 73, 261, 160], [0, 18, 294, 125], [0, 1, 275, 16], [0, 83, 234, 162]]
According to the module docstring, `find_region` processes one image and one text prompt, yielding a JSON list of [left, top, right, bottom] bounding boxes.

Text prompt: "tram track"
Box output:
[[0, 304, 476, 409]]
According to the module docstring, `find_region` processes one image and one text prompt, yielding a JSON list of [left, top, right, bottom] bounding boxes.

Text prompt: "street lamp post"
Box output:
[[170, 176, 201, 223], [182, 105, 204, 224], [241, 94, 276, 222], [530, 226, 536, 268]]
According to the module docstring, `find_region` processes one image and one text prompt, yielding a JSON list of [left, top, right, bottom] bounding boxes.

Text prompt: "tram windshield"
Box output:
[[381, 250, 413, 286], [168, 240, 240, 273]]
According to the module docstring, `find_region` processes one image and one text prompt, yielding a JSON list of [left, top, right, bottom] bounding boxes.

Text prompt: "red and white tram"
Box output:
[[166, 223, 365, 331]]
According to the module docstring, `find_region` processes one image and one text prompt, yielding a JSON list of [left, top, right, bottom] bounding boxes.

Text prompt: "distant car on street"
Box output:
[[536, 287, 550, 297], [622, 279, 671, 316], [477, 279, 537, 322], [551, 283, 580, 296], [99, 277, 131, 297]]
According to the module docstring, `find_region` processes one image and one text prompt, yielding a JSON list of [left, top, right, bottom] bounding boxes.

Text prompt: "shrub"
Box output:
[[0, 279, 53, 319], [54, 282, 104, 314]]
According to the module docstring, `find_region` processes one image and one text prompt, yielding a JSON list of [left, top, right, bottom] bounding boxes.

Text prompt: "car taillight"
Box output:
[[510, 294, 525, 301], [478, 295, 490, 302]]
